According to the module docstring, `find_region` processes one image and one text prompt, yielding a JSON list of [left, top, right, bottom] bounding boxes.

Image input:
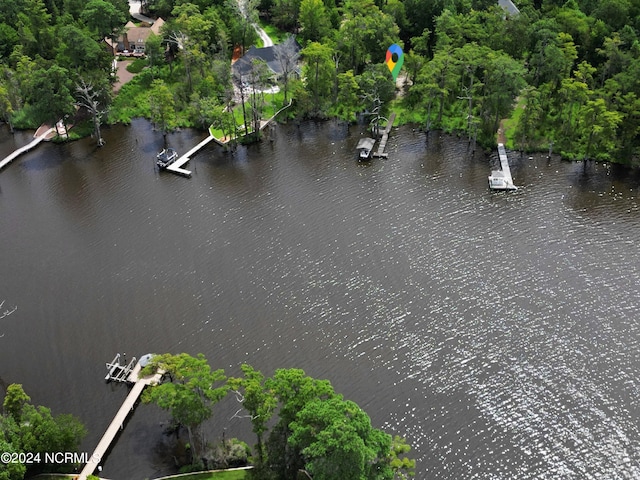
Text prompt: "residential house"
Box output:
[[232, 37, 302, 86], [117, 18, 165, 55]]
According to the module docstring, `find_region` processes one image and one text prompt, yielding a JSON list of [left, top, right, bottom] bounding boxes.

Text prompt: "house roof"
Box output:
[[232, 38, 301, 78], [234, 46, 282, 77], [124, 17, 165, 44]]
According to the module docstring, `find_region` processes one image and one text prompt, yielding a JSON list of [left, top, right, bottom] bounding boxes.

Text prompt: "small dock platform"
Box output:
[[372, 112, 396, 158], [488, 143, 517, 190], [79, 355, 163, 480]]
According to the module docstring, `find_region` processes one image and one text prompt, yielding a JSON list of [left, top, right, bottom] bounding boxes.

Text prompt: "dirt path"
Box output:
[[497, 119, 507, 144]]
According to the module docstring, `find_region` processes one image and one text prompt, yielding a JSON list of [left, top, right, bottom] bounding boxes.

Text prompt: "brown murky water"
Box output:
[[1, 119, 640, 479]]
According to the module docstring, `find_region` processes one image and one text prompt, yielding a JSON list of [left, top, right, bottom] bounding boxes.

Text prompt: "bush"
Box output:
[[207, 438, 251, 469], [126, 58, 148, 74]]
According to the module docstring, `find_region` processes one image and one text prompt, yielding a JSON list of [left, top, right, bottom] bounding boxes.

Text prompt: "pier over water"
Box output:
[[488, 143, 517, 190], [78, 355, 163, 480]]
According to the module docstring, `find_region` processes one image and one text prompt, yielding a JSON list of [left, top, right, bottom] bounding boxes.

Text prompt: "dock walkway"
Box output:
[[488, 143, 517, 190], [166, 134, 222, 177], [78, 361, 163, 480], [0, 127, 55, 171], [498, 144, 513, 182], [373, 112, 396, 158]]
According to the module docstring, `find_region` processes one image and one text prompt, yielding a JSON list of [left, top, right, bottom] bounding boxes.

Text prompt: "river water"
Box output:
[[1, 119, 640, 479]]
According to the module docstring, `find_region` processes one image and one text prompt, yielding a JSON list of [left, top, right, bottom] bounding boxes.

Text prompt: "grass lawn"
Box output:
[[209, 90, 289, 141], [390, 98, 426, 126], [502, 96, 525, 149]]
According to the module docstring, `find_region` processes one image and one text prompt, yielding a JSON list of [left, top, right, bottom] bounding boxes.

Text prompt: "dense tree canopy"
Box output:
[[141, 353, 228, 462], [0, 384, 86, 479], [141, 355, 414, 478], [3, 0, 640, 162]]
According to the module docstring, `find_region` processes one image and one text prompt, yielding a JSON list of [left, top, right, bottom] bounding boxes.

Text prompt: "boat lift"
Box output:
[[105, 353, 138, 383]]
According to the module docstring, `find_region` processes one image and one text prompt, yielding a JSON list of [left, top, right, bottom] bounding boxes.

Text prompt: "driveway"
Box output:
[[113, 59, 137, 92], [255, 23, 273, 47]]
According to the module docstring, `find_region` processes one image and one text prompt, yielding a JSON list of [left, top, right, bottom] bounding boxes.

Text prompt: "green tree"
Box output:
[[333, 70, 360, 120], [514, 86, 544, 151], [0, 23, 19, 59], [55, 25, 107, 74], [236, 0, 259, 53], [15, 0, 55, 58], [148, 79, 178, 145], [389, 435, 416, 479], [301, 42, 334, 115], [478, 49, 525, 145], [28, 65, 75, 136], [228, 364, 277, 469], [0, 82, 14, 130], [576, 97, 622, 161], [299, 0, 331, 44], [338, 0, 400, 73], [0, 434, 26, 480], [271, 0, 302, 31], [453, 43, 486, 144], [289, 396, 394, 480], [141, 353, 228, 463], [410, 46, 456, 127], [80, 0, 126, 43], [145, 33, 164, 77], [1, 384, 86, 477], [19, 405, 86, 463], [2, 385, 30, 421], [265, 369, 335, 479], [593, 0, 631, 32]]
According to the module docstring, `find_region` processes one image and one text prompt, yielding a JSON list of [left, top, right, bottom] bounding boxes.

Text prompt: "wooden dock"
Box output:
[[498, 143, 513, 182], [259, 99, 293, 131], [166, 134, 224, 177], [372, 112, 396, 158], [78, 359, 163, 480], [0, 127, 55, 171], [165, 100, 293, 178], [488, 143, 517, 190]]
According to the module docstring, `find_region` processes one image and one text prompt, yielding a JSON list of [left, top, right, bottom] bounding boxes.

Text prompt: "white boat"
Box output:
[[156, 148, 178, 169], [356, 137, 375, 161], [488, 170, 517, 190]]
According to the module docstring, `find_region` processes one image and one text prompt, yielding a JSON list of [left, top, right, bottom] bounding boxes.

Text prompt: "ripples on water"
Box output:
[[1, 121, 640, 478]]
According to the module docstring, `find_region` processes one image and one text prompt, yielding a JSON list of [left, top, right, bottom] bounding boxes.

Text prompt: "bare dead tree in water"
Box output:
[[0, 299, 17, 338], [75, 79, 108, 147]]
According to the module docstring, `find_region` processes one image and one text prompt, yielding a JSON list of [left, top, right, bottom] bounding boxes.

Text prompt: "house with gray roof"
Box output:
[[232, 37, 302, 85]]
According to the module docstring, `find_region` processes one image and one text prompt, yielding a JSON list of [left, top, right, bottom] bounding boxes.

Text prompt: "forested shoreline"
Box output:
[[1, 0, 640, 164]]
